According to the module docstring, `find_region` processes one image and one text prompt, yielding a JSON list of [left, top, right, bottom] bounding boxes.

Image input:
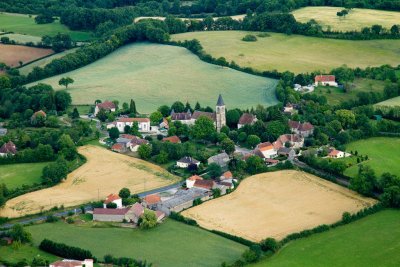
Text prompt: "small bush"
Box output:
[[242, 34, 257, 42], [46, 215, 59, 223], [66, 217, 74, 224], [257, 32, 270, 38]]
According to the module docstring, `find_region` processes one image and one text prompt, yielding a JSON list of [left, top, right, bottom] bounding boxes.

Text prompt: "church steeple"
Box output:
[[216, 94, 225, 106], [215, 94, 226, 132]]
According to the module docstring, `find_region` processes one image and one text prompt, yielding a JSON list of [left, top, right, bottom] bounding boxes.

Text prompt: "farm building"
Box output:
[[156, 188, 212, 214], [93, 208, 131, 222], [177, 156, 200, 168], [237, 113, 257, 129], [50, 259, 93, 267], [162, 135, 181, 143], [0, 141, 17, 157], [186, 175, 203, 189], [254, 142, 277, 159], [94, 101, 116, 116], [125, 203, 144, 224], [143, 194, 161, 209], [193, 179, 217, 190], [103, 193, 122, 208], [208, 152, 230, 168], [315, 75, 338, 87], [288, 120, 314, 137]]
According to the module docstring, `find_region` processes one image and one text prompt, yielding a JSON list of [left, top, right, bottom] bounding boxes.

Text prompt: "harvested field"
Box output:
[[0, 44, 53, 67], [0, 145, 180, 218], [1, 33, 42, 44], [182, 170, 376, 242], [134, 14, 245, 23], [376, 96, 400, 107], [293, 7, 400, 32]]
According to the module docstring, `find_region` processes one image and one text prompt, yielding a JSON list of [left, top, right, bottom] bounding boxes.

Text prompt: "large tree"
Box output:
[[191, 116, 216, 141], [58, 77, 74, 89]]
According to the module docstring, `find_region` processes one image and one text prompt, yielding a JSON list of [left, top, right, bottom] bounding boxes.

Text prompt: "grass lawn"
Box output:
[[26, 219, 247, 267], [376, 96, 400, 107], [0, 162, 49, 189], [172, 31, 400, 73], [0, 243, 59, 264], [0, 12, 93, 41], [252, 209, 400, 267], [0, 33, 42, 44], [343, 137, 400, 178], [293, 7, 400, 32], [28, 42, 278, 113], [313, 78, 385, 106]]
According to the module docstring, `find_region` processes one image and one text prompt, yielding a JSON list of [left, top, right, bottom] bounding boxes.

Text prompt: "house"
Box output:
[[143, 194, 161, 209], [207, 152, 230, 168], [125, 202, 144, 224], [315, 75, 338, 87], [186, 175, 203, 189], [111, 143, 126, 153], [103, 193, 122, 208], [283, 104, 297, 115], [0, 141, 17, 157], [254, 142, 277, 159], [265, 158, 279, 166], [288, 120, 314, 137], [327, 149, 350, 159], [50, 259, 93, 267], [112, 117, 151, 133], [93, 207, 130, 222], [278, 147, 296, 160], [220, 171, 233, 181], [0, 128, 7, 136], [115, 134, 148, 152], [94, 101, 116, 116], [155, 210, 166, 222], [193, 179, 216, 191], [273, 134, 304, 149], [162, 135, 181, 144], [238, 113, 257, 129], [176, 156, 200, 168], [159, 118, 169, 130]]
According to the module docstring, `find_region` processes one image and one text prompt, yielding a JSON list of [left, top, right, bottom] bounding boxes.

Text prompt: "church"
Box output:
[[171, 94, 226, 132]]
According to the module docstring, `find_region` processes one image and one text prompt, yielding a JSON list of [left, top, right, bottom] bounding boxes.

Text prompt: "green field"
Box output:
[[0, 33, 42, 44], [0, 244, 58, 264], [314, 78, 385, 106], [28, 43, 278, 113], [376, 96, 400, 107], [0, 12, 92, 41], [0, 162, 49, 189], [343, 137, 400, 178], [252, 209, 400, 267], [26, 219, 246, 267], [293, 7, 400, 32], [172, 31, 400, 73], [19, 48, 78, 75]]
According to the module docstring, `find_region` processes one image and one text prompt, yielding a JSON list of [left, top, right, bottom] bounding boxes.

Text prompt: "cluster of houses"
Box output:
[[111, 134, 149, 153], [294, 75, 339, 93]]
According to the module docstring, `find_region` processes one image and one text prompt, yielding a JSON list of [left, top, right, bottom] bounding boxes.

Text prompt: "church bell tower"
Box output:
[[216, 94, 226, 132]]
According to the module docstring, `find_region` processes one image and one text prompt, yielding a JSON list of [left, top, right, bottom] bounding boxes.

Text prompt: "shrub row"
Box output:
[[169, 211, 198, 226], [210, 229, 257, 247], [39, 239, 95, 261]]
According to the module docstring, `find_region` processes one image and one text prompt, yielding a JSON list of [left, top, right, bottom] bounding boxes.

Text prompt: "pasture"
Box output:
[[182, 170, 376, 242], [376, 96, 400, 107], [26, 219, 247, 267], [0, 162, 49, 189], [314, 78, 385, 106], [19, 48, 78, 75], [0, 145, 180, 218], [0, 243, 58, 264], [0, 12, 92, 41], [293, 7, 400, 32], [0, 44, 53, 67], [252, 210, 400, 267], [343, 137, 400, 178], [29, 43, 278, 113], [172, 31, 400, 73], [0, 33, 42, 44]]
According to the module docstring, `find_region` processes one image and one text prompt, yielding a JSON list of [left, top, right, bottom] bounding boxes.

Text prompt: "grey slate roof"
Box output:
[[216, 94, 225, 106]]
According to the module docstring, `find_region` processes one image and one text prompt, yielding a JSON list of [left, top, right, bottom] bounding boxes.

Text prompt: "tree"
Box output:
[[54, 90, 72, 111], [119, 188, 131, 199], [246, 155, 266, 174], [191, 116, 216, 141], [226, 109, 241, 128], [106, 202, 117, 209], [58, 77, 74, 89], [9, 224, 32, 244], [150, 111, 163, 124], [109, 127, 120, 140], [0, 76, 11, 89], [350, 165, 377, 196], [221, 138, 235, 155], [158, 105, 170, 117], [139, 209, 158, 229], [260, 238, 279, 252], [71, 107, 80, 119], [335, 109, 356, 128], [138, 144, 152, 160], [171, 101, 185, 113], [59, 134, 77, 160], [96, 109, 107, 122], [42, 157, 69, 184], [129, 99, 137, 115], [207, 163, 222, 179], [246, 135, 260, 148]]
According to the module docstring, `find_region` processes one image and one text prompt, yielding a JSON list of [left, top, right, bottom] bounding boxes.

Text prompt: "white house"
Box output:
[[315, 75, 338, 87], [103, 193, 122, 208], [186, 175, 203, 189], [176, 156, 200, 168], [255, 142, 278, 159], [50, 259, 93, 267], [109, 117, 151, 133], [94, 101, 116, 116], [327, 149, 351, 159]]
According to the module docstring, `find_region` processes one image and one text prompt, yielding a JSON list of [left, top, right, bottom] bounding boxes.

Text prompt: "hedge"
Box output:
[[39, 239, 95, 261]]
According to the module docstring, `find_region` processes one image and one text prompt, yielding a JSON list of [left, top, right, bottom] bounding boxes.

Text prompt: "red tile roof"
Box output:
[[328, 149, 341, 156], [238, 113, 256, 125], [222, 171, 233, 179], [97, 101, 115, 110], [51, 260, 84, 267], [120, 134, 137, 140], [0, 141, 17, 155], [111, 143, 124, 151], [187, 175, 203, 181], [144, 194, 161, 205], [162, 136, 181, 143], [93, 208, 129, 215], [104, 193, 121, 204], [315, 75, 335, 83], [257, 142, 274, 152], [32, 110, 46, 117], [193, 180, 215, 190], [288, 120, 314, 132]]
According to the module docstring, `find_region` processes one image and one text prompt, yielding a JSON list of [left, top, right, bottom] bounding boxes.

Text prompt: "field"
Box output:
[[343, 137, 400, 178], [0, 162, 49, 190], [29, 43, 278, 113], [182, 170, 376, 241], [314, 78, 385, 106], [376, 96, 400, 107], [0, 244, 58, 264], [252, 209, 400, 267], [0, 33, 42, 44], [0, 12, 92, 41], [26, 219, 246, 267], [172, 31, 400, 73], [0, 145, 180, 218], [293, 7, 400, 32], [134, 14, 245, 23], [0, 44, 53, 67], [19, 48, 78, 75]]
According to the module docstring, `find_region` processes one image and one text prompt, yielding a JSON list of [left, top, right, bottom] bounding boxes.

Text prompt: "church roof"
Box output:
[[216, 94, 225, 106]]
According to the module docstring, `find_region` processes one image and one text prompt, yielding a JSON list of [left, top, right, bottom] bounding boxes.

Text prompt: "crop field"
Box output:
[[252, 209, 400, 267], [29, 43, 278, 113], [172, 31, 400, 73], [182, 170, 376, 242], [343, 137, 400, 178], [134, 14, 245, 23], [0, 162, 49, 190], [293, 7, 400, 32], [26, 219, 246, 267], [0, 44, 53, 67], [0, 33, 42, 44], [0, 12, 92, 41], [376, 96, 400, 107], [314, 78, 385, 106], [19, 48, 78, 75], [0, 145, 180, 218]]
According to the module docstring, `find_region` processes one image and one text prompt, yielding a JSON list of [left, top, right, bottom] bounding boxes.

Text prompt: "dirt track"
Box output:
[[0, 146, 179, 218], [182, 170, 377, 241]]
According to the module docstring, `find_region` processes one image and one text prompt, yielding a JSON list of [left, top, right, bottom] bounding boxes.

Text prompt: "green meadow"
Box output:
[[0, 162, 49, 189], [252, 209, 400, 267], [29, 43, 278, 113]]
